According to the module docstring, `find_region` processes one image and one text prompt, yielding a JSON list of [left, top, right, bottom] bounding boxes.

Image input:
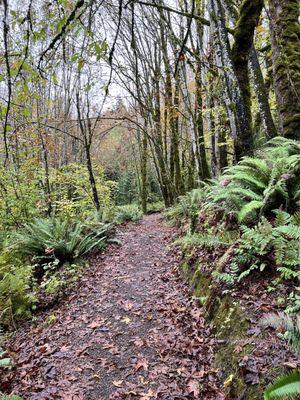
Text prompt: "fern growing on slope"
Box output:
[[262, 312, 300, 352], [165, 186, 210, 232], [175, 231, 238, 250], [209, 137, 300, 224], [213, 211, 300, 285]]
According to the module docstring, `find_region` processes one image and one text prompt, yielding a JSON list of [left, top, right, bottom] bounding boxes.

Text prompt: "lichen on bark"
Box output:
[[269, 0, 300, 139]]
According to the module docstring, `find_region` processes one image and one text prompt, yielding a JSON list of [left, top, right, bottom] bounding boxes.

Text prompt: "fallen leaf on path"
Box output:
[[140, 389, 157, 399], [112, 380, 124, 387], [187, 379, 200, 397], [134, 357, 149, 371]]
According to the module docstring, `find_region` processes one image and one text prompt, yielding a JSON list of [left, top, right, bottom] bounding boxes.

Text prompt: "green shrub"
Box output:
[[165, 187, 209, 232], [146, 201, 165, 214], [0, 246, 35, 326], [114, 204, 142, 224], [0, 162, 43, 231], [51, 163, 116, 220]]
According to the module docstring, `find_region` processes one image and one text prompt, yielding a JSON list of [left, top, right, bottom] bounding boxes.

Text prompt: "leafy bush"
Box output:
[[0, 246, 35, 326], [51, 163, 116, 220], [165, 187, 208, 232], [14, 217, 111, 265], [146, 201, 165, 214], [114, 204, 142, 224], [0, 162, 43, 231]]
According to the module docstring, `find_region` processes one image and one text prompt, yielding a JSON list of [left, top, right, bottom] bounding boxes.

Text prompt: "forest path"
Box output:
[[3, 214, 222, 400]]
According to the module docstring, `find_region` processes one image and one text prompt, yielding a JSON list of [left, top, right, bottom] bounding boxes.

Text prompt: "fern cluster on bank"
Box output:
[[205, 210, 300, 286], [164, 187, 209, 232], [175, 231, 238, 250], [171, 138, 300, 288], [209, 137, 300, 223]]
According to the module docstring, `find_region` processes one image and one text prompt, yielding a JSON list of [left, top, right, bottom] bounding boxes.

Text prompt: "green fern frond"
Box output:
[[266, 136, 300, 157], [238, 201, 264, 222], [224, 171, 267, 191], [239, 157, 270, 179], [264, 370, 300, 400], [291, 212, 300, 226], [276, 225, 300, 240], [175, 232, 237, 250], [278, 267, 300, 280], [274, 210, 292, 227], [12, 218, 111, 263], [229, 187, 263, 201]]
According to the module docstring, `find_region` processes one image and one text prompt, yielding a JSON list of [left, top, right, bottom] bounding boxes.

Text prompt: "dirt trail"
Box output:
[[2, 214, 223, 400]]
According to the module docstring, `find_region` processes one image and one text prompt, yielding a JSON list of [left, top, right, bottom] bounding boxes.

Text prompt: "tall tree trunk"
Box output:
[[210, 0, 252, 160], [195, 0, 210, 181], [153, 71, 174, 206], [223, 0, 275, 141], [231, 0, 264, 156], [207, 95, 218, 177], [195, 61, 210, 180], [38, 130, 52, 217], [216, 128, 228, 172], [140, 130, 148, 213], [85, 141, 100, 212], [249, 48, 277, 140], [269, 0, 300, 139], [76, 93, 100, 211]]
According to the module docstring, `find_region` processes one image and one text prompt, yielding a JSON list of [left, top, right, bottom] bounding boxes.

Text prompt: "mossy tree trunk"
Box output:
[[269, 0, 300, 139], [210, 0, 257, 161], [140, 130, 148, 213], [195, 3, 211, 181], [249, 48, 277, 140], [231, 0, 264, 156], [223, 0, 276, 141]]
